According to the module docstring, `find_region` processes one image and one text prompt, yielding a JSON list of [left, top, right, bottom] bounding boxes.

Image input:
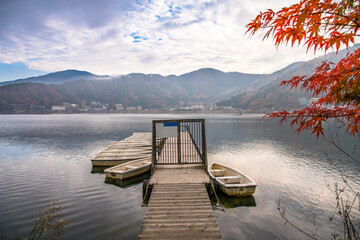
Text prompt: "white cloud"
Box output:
[[0, 0, 328, 77]]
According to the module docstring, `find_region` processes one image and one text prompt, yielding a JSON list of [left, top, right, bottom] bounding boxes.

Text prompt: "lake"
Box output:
[[0, 114, 358, 240]]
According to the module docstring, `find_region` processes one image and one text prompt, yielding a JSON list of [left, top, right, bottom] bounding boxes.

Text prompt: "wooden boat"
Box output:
[[91, 154, 150, 167], [208, 162, 257, 197], [104, 158, 152, 180], [105, 172, 151, 188]]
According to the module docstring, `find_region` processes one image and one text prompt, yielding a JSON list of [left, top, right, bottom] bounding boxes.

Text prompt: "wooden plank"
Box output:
[[138, 183, 222, 240], [138, 232, 222, 239], [141, 219, 218, 224], [146, 205, 211, 211], [91, 132, 152, 167], [149, 165, 210, 184], [140, 223, 219, 229]]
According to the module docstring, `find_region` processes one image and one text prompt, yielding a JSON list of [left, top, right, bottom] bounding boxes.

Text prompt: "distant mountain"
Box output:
[[0, 44, 358, 112], [0, 67, 266, 111], [176, 68, 264, 100], [217, 44, 360, 110], [0, 69, 108, 86], [0, 82, 63, 111]]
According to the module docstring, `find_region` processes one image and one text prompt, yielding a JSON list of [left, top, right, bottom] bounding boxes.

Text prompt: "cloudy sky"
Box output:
[[0, 0, 326, 82]]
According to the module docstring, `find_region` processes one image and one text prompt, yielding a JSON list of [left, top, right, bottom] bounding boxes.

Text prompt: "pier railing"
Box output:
[[152, 119, 207, 168]]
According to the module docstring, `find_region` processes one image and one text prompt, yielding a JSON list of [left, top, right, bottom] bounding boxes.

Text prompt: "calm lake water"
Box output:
[[0, 114, 358, 240]]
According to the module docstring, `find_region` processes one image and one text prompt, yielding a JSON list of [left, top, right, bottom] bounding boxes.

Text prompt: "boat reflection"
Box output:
[[104, 172, 151, 188], [210, 189, 256, 208], [91, 166, 108, 174]]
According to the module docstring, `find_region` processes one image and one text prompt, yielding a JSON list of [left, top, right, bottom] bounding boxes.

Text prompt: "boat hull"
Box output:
[[208, 162, 257, 197], [105, 164, 151, 180], [218, 184, 256, 197], [104, 158, 152, 180]]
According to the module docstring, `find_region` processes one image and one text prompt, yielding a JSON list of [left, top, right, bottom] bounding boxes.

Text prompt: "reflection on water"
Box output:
[[210, 190, 256, 208], [91, 166, 108, 174], [219, 194, 256, 208], [0, 114, 358, 240], [105, 173, 151, 189]]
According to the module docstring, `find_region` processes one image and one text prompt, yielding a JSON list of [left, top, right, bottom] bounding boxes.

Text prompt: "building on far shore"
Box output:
[[115, 104, 124, 111], [52, 105, 66, 112]]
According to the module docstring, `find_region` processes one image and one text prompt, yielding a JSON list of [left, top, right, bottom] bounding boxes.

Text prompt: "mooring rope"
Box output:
[[210, 181, 225, 212]]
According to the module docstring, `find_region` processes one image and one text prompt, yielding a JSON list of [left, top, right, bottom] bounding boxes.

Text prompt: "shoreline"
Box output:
[[0, 110, 264, 115]]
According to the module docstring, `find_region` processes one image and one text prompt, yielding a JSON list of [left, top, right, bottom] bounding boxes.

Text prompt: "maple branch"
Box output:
[[325, 133, 360, 164], [276, 14, 359, 29], [323, 150, 360, 186], [319, 11, 360, 28]]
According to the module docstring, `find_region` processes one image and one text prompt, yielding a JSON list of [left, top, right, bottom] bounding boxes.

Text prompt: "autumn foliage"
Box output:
[[246, 0, 360, 137]]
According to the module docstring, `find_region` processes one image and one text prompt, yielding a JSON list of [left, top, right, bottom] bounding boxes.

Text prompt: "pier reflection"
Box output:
[[104, 172, 151, 188]]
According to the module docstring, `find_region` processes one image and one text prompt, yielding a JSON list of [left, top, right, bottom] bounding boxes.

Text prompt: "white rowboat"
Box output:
[[208, 162, 257, 197], [104, 158, 152, 180]]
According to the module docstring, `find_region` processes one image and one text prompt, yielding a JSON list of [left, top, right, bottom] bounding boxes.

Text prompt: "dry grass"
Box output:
[[8, 200, 68, 240]]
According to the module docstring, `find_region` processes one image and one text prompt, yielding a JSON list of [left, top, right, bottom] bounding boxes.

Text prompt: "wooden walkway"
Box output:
[[138, 126, 222, 239], [138, 183, 222, 240]]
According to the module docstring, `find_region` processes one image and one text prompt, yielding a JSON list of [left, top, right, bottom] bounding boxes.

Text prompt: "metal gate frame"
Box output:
[[152, 119, 207, 168]]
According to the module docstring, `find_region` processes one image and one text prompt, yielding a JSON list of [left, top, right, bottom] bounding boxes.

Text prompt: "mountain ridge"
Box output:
[[216, 44, 360, 110], [0, 44, 358, 112], [0, 69, 109, 86]]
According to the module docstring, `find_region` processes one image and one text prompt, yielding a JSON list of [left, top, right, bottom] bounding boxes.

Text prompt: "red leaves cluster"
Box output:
[[246, 0, 360, 53], [246, 0, 360, 137]]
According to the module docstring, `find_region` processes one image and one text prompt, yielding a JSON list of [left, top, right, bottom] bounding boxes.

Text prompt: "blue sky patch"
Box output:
[[0, 62, 47, 82], [168, 6, 181, 15], [27, 57, 44, 62], [130, 33, 148, 43]]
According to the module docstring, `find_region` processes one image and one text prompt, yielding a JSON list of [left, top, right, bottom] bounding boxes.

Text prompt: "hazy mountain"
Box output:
[[0, 44, 358, 112], [217, 44, 360, 110], [0, 67, 265, 110], [0, 82, 63, 111], [50, 75, 184, 108], [176, 68, 264, 100], [0, 69, 108, 86]]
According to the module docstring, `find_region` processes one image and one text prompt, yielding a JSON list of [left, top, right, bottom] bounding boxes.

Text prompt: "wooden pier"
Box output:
[[139, 183, 221, 240], [138, 119, 222, 240], [91, 132, 152, 167]]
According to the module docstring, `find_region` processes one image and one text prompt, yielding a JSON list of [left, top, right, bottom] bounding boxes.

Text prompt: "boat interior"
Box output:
[[210, 164, 251, 185]]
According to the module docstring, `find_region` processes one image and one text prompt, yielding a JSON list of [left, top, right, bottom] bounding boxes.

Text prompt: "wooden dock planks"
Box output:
[[150, 164, 211, 184], [138, 183, 222, 240], [91, 132, 152, 167], [138, 121, 221, 239]]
